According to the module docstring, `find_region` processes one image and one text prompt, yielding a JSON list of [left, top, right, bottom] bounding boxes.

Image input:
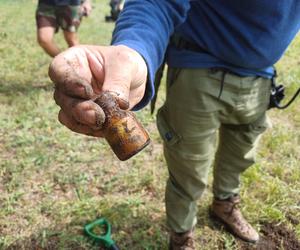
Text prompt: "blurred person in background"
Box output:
[[36, 0, 92, 57], [105, 0, 124, 22]]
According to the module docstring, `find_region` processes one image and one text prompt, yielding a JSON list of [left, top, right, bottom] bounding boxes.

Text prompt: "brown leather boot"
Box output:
[[210, 195, 259, 243], [169, 229, 195, 250]]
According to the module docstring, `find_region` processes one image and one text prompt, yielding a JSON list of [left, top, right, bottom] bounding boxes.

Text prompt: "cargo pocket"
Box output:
[[242, 114, 271, 145], [156, 107, 181, 146], [248, 114, 271, 135]]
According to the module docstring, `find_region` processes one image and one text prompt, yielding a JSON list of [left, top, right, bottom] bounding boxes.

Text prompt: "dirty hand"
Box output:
[[48, 45, 148, 137]]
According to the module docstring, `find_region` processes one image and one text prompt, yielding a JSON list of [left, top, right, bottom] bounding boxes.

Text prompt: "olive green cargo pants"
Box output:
[[156, 68, 271, 232]]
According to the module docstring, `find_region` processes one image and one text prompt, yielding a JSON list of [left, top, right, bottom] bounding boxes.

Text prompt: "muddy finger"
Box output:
[[58, 110, 104, 137]]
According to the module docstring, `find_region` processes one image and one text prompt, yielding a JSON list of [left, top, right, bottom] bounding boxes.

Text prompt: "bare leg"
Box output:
[[37, 26, 60, 57], [63, 30, 79, 47]]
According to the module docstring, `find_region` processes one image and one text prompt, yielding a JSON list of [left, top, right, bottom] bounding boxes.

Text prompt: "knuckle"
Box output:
[[57, 110, 67, 126], [114, 46, 137, 64], [48, 59, 60, 83], [53, 89, 61, 106], [71, 101, 90, 119], [71, 105, 84, 122]]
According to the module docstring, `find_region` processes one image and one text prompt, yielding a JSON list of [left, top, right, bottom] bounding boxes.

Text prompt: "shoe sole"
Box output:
[[208, 208, 259, 244]]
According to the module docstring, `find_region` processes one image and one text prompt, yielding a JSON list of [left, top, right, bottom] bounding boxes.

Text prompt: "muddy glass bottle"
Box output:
[[95, 92, 150, 161]]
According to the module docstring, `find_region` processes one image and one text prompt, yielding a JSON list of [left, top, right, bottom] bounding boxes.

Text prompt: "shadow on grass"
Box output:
[[4, 202, 167, 250]]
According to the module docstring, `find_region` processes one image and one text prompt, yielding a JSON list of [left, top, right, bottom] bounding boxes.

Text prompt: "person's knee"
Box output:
[[37, 36, 49, 48], [37, 30, 54, 48]]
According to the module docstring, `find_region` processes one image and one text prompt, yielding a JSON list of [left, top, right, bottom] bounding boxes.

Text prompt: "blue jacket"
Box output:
[[112, 0, 300, 109]]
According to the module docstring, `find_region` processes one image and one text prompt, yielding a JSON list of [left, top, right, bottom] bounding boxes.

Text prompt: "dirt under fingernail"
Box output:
[[94, 109, 106, 129], [84, 84, 94, 97]]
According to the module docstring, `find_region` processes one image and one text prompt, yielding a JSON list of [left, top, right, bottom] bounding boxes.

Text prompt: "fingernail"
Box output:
[[94, 109, 106, 129], [117, 97, 129, 110], [84, 84, 94, 98]]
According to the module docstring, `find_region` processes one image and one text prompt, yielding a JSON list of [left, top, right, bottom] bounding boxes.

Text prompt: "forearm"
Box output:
[[111, 0, 190, 109]]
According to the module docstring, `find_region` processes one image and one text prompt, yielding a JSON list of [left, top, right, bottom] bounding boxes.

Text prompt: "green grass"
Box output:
[[0, 1, 300, 249]]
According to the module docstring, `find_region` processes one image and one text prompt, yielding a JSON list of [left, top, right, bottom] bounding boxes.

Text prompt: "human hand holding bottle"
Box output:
[[49, 45, 149, 159]]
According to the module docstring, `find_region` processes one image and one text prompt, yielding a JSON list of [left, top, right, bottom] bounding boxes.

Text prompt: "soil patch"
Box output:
[[238, 222, 300, 250]]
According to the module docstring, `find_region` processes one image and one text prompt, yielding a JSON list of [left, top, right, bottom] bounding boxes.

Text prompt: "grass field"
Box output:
[[0, 1, 300, 249]]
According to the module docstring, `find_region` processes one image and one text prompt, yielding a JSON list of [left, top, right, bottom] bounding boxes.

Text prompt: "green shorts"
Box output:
[[36, 3, 83, 33]]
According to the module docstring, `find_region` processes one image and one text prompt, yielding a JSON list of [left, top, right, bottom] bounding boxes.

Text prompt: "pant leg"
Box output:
[[157, 68, 221, 232], [212, 74, 272, 199], [213, 114, 269, 199], [158, 107, 218, 232]]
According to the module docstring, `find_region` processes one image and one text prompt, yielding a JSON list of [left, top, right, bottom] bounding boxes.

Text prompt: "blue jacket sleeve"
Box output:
[[111, 0, 190, 110]]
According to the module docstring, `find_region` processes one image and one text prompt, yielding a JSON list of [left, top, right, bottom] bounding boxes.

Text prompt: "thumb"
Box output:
[[101, 45, 147, 110]]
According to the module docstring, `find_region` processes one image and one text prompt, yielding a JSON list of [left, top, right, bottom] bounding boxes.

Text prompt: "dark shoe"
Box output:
[[169, 229, 195, 250], [210, 195, 259, 243], [105, 15, 117, 22]]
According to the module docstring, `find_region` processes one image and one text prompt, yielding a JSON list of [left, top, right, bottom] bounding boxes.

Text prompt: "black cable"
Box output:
[[218, 70, 227, 99], [273, 87, 300, 109]]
